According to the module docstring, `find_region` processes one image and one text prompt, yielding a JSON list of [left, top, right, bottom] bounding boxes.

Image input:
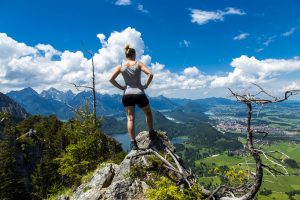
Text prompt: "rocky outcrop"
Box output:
[[67, 130, 192, 200]]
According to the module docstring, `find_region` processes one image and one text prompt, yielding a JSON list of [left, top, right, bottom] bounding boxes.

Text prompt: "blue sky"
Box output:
[[1, 0, 300, 99]]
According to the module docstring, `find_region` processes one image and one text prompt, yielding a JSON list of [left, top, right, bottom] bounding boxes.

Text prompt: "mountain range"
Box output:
[[5, 87, 233, 120], [40, 87, 75, 102]]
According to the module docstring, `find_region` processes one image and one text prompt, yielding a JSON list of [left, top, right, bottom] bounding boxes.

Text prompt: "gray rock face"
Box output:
[[73, 163, 118, 200], [69, 130, 182, 200]]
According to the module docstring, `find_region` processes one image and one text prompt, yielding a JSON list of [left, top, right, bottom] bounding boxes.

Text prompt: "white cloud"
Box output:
[[281, 82, 300, 92], [115, 0, 131, 6], [263, 35, 277, 46], [233, 33, 249, 40], [93, 27, 145, 73], [96, 33, 107, 47], [0, 33, 37, 61], [282, 27, 296, 37], [137, 3, 149, 13], [256, 27, 297, 50], [179, 40, 191, 47], [184, 66, 199, 76], [211, 55, 300, 87], [1, 28, 300, 99], [147, 63, 214, 92], [190, 7, 246, 25], [225, 7, 246, 15], [0, 28, 213, 96], [255, 48, 264, 53], [0, 34, 89, 90], [140, 55, 151, 66]]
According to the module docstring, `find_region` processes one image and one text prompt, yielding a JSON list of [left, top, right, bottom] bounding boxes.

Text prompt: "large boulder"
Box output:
[[72, 163, 119, 200]]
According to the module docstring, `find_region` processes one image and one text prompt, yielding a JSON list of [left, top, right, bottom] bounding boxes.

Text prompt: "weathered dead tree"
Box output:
[[71, 47, 97, 126], [209, 84, 300, 200]]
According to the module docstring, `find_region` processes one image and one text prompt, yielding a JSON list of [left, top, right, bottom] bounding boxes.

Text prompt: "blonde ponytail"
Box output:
[[124, 44, 136, 58], [124, 44, 130, 52]]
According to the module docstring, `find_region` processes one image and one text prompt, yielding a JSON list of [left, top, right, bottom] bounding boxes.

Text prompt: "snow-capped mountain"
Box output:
[[40, 87, 75, 103]]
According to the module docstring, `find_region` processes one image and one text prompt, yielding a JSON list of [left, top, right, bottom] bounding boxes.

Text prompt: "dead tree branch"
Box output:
[[70, 42, 97, 126], [128, 148, 195, 188]]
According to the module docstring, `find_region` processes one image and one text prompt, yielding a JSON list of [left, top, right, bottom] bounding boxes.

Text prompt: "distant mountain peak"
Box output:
[[40, 87, 74, 103], [157, 94, 167, 98], [7, 87, 40, 97], [65, 89, 74, 94], [23, 86, 38, 93], [41, 87, 63, 94], [48, 87, 61, 92]]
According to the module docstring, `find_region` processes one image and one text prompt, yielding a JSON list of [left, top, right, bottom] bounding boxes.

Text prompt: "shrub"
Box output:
[[146, 176, 204, 200]]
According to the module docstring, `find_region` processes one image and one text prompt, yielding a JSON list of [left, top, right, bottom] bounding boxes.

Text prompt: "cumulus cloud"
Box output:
[[0, 28, 145, 93], [96, 33, 107, 47], [0, 28, 213, 96], [281, 81, 300, 92], [233, 33, 249, 40], [148, 63, 214, 91], [2, 28, 300, 99], [190, 7, 246, 25], [93, 27, 145, 73], [211, 55, 300, 87], [0, 33, 91, 91], [0, 33, 37, 60], [115, 0, 131, 6], [184, 66, 199, 76]]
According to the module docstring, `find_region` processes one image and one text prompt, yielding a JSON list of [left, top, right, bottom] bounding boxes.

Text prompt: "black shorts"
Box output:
[[122, 94, 149, 108]]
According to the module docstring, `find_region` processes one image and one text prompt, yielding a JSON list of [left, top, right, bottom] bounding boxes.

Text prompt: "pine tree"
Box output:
[[0, 114, 29, 199]]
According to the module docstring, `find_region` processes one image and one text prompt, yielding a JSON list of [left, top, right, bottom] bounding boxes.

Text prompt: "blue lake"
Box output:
[[171, 137, 189, 144], [111, 133, 131, 151]]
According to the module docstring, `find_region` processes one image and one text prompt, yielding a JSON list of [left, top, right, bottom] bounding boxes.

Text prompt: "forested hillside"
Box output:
[[0, 110, 125, 200]]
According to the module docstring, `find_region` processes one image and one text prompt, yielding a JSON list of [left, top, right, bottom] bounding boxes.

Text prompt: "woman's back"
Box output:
[[121, 61, 144, 95], [109, 44, 156, 150]]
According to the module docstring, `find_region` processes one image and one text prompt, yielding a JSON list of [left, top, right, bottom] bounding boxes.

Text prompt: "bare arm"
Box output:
[[109, 65, 126, 90], [139, 62, 153, 89]]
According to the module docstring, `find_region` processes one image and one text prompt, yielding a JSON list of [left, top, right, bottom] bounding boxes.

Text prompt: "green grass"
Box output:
[[80, 170, 95, 184], [196, 154, 244, 167], [195, 141, 300, 199], [183, 143, 197, 149], [262, 141, 300, 163], [227, 130, 243, 134], [47, 187, 73, 200], [198, 176, 300, 200], [256, 192, 289, 200], [262, 176, 300, 191], [174, 135, 189, 139], [198, 176, 221, 185]]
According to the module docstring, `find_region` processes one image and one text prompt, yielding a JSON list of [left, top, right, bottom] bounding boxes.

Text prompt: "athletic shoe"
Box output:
[[130, 140, 139, 150], [149, 129, 158, 140]]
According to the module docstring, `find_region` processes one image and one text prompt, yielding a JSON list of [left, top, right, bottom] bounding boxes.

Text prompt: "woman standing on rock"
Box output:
[[109, 44, 157, 150]]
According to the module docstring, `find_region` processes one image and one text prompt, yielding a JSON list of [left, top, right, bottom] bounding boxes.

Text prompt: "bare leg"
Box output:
[[125, 106, 135, 140], [141, 104, 153, 130]]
